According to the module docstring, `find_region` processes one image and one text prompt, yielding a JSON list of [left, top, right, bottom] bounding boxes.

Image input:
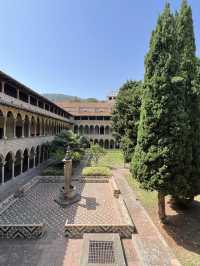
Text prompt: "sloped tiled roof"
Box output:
[[56, 101, 114, 116]]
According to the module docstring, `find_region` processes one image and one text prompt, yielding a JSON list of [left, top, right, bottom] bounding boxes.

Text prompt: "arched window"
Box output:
[[79, 125, 83, 135]]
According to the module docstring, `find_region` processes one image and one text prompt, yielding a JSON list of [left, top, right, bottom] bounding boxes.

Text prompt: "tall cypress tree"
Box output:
[[132, 3, 191, 221], [175, 0, 200, 203]]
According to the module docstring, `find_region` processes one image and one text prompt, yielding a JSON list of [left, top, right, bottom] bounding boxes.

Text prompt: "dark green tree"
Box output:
[[112, 80, 142, 162], [174, 0, 200, 205], [132, 3, 191, 222]]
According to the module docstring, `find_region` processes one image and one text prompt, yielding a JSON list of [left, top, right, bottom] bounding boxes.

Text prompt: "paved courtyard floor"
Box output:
[[0, 158, 181, 266]]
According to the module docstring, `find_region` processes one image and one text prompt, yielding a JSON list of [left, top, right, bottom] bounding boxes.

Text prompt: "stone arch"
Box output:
[[24, 115, 29, 137], [105, 126, 110, 135], [29, 147, 35, 168], [15, 150, 23, 177], [94, 139, 99, 145], [74, 125, 78, 134], [84, 125, 89, 135], [105, 139, 109, 149], [95, 125, 99, 135], [4, 151, 14, 182], [90, 125, 94, 135], [100, 126, 104, 135], [23, 148, 29, 172], [40, 145, 45, 163], [30, 116, 36, 136], [0, 109, 4, 139], [16, 113, 23, 138], [110, 139, 115, 149], [79, 125, 83, 135], [6, 111, 15, 138], [99, 139, 104, 147]]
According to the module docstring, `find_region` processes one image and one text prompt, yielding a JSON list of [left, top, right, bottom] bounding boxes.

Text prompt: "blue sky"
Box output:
[[0, 0, 199, 100]]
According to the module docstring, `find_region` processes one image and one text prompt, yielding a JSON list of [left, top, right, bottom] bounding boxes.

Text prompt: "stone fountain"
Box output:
[[55, 146, 81, 207]]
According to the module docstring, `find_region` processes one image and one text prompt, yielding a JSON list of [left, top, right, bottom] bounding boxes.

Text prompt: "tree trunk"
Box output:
[[158, 192, 166, 223]]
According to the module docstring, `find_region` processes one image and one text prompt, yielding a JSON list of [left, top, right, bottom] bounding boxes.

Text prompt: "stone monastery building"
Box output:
[[0, 71, 117, 186]]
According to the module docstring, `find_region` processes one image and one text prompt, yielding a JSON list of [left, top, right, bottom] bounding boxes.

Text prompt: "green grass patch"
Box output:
[[82, 166, 111, 176], [96, 150, 124, 169], [126, 173, 157, 209]]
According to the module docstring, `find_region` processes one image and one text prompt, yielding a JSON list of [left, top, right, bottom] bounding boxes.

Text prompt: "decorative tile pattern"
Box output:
[[0, 224, 45, 239]]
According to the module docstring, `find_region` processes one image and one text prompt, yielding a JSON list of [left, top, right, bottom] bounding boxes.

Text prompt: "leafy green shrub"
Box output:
[[82, 166, 111, 176], [71, 151, 82, 162]]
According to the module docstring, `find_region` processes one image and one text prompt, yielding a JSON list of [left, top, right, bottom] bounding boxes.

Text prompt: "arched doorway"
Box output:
[[94, 139, 98, 145], [6, 111, 14, 138], [29, 147, 35, 168], [84, 125, 89, 135], [99, 139, 104, 147], [105, 139, 109, 149], [74, 125, 78, 134], [15, 150, 22, 176], [4, 152, 13, 182], [23, 149, 29, 172], [110, 140, 115, 149]]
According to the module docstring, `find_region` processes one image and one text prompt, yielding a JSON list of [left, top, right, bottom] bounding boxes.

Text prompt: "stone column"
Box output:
[[33, 153, 36, 168], [28, 95, 30, 104], [34, 124, 37, 137], [22, 120, 25, 138], [64, 159, 72, 196], [12, 160, 15, 178], [17, 89, 20, 99], [3, 117, 7, 140], [20, 158, 23, 174], [1, 161, 5, 185], [13, 119, 16, 138], [28, 122, 31, 137], [27, 156, 30, 169]]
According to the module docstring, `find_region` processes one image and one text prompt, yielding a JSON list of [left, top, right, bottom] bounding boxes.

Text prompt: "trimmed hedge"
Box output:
[[82, 166, 111, 176]]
